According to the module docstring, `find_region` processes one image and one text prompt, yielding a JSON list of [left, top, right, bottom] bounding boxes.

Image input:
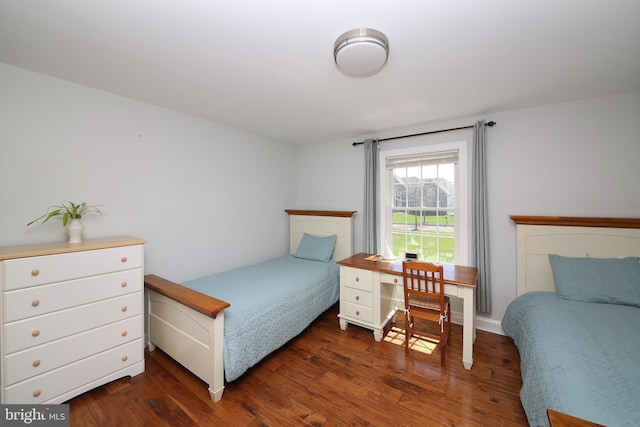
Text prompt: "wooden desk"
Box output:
[[337, 253, 478, 370]]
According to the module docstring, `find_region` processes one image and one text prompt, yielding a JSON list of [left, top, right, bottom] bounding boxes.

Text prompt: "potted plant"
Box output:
[[27, 201, 104, 243]]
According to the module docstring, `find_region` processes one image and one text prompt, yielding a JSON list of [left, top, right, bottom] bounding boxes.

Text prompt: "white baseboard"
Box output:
[[475, 315, 506, 335], [451, 310, 506, 336]]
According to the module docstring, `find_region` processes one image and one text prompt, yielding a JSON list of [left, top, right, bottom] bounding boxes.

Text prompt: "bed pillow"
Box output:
[[548, 254, 640, 307], [295, 233, 337, 263]]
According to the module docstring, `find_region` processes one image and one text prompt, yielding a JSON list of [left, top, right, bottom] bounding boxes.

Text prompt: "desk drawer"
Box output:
[[3, 245, 143, 290], [343, 287, 373, 308], [343, 301, 373, 324], [342, 267, 373, 292], [381, 272, 402, 286]]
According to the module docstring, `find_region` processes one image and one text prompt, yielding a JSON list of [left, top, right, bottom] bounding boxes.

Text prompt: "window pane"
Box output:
[[387, 152, 456, 263], [423, 182, 437, 208]]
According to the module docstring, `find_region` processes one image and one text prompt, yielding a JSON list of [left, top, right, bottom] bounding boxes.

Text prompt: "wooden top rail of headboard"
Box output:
[[510, 215, 640, 228], [285, 209, 357, 217]]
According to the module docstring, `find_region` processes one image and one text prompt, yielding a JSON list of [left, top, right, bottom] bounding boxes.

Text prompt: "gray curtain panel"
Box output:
[[472, 120, 491, 313], [363, 139, 379, 254]]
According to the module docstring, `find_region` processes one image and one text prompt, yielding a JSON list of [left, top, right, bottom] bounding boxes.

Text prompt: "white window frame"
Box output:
[[378, 140, 469, 265]]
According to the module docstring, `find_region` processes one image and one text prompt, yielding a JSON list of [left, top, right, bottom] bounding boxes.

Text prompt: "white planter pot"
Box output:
[[67, 219, 84, 243]]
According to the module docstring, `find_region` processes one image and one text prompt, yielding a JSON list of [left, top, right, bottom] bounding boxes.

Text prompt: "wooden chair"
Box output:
[[402, 260, 451, 365]]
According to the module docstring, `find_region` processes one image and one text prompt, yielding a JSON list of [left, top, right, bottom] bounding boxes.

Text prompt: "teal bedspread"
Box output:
[[185, 255, 339, 382], [502, 292, 640, 426]]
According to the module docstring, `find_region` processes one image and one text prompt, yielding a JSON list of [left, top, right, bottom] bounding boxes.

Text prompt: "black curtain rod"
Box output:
[[351, 120, 496, 147]]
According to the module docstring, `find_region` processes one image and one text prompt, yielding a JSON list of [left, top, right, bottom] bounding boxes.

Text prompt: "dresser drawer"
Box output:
[[343, 301, 373, 323], [4, 268, 143, 322], [4, 292, 142, 354], [2, 245, 143, 290], [4, 338, 143, 404], [4, 316, 142, 386], [342, 267, 374, 292], [4, 269, 142, 322], [343, 286, 373, 308]]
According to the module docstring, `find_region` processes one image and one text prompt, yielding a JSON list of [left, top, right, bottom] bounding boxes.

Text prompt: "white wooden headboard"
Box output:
[[511, 216, 640, 295], [286, 210, 356, 262]]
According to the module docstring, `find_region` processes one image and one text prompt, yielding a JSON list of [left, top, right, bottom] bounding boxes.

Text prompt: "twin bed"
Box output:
[[144, 210, 355, 402], [503, 216, 640, 426]]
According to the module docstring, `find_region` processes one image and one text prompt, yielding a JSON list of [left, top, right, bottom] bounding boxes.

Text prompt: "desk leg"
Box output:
[[373, 328, 383, 343], [461, 286, 475, 370]]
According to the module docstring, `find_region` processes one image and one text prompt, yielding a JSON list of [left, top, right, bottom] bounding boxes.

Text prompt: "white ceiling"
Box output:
[[1, 0, 639, 145]]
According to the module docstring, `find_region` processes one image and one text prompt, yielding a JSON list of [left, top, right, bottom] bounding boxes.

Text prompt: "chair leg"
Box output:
[[440, 305, 452, 366], [440, 327, 446, 366], [447, 304, 451, 342], [404, 311, 410, 351]]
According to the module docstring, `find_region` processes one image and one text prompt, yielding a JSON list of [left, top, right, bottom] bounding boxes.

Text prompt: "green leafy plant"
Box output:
[[27, 201, 104, 227]]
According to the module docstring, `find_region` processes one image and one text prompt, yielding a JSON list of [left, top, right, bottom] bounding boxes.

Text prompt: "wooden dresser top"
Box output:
[[0, 236, 146, 261]]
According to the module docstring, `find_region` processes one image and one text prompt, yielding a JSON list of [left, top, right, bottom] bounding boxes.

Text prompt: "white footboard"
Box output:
[[144, 275, 229, 402]]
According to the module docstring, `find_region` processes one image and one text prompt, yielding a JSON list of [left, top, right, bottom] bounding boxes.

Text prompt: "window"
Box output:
[[379, 142, 468, 264]]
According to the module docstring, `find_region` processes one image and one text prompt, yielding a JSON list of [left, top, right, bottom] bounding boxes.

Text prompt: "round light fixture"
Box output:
[[334, 28, 389, 77]]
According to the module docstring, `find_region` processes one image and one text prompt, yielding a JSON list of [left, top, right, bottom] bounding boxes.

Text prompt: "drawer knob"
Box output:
[[122, 355, 128, 362], [33, 359, 41, 367], [356, 310, 360, 316], [121, 256, 128, 263], [31, 269, 40, 276], [394, 278, 398, 284], [32, 389, 41, 398], [122, 330, 128, 337], [121, 281, 128, 288], [121, 306, 128, 312], [32, 299, 40, 307], [32, 329, 40, 337], [355, 277, 360, 282], [355, 295, 360, 301]]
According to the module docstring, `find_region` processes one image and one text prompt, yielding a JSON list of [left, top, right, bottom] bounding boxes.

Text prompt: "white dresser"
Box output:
[[0, 236, 146, 404]]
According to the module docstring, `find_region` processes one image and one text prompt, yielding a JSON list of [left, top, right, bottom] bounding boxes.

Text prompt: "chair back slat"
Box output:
[[402, 261, 446, 314]]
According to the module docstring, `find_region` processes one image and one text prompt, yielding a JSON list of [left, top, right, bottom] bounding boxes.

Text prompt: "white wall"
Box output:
[[2, 62, 639, 333], [0, 63, 297, 282], [295, 90, 640, 333]]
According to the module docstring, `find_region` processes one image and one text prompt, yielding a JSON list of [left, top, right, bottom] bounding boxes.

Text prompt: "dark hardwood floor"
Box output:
[[68, 304, 528, 426]]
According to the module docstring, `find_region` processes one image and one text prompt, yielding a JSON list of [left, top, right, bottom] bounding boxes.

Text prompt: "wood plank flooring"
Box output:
[[68, 304, 528, 426]]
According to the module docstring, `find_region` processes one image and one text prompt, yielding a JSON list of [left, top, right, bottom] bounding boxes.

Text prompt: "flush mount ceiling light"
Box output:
[[334, 28, 389, 77]]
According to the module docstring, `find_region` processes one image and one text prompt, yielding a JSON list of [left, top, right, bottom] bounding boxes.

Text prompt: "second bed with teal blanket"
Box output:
[[502, 292, 640, 426]]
